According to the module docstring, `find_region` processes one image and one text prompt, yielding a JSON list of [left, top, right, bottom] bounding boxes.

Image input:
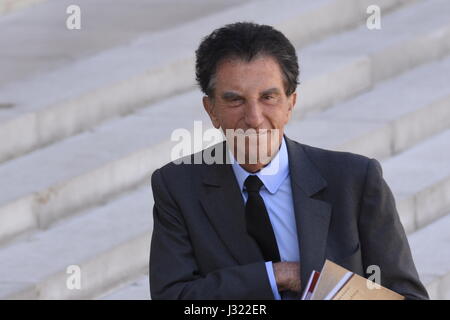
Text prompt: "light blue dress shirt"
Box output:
[[229, 137, 300, 300]]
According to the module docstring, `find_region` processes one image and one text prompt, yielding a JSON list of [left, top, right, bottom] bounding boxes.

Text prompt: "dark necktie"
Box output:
[[244, 175, 281, 262]]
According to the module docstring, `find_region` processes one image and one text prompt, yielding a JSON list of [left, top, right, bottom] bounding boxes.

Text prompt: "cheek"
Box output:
[[219, 108, 243, 128], [268, 106, 291, 127]]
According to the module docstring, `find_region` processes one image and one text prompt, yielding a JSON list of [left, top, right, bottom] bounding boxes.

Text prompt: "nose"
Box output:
[[244, 99, 264, 129]]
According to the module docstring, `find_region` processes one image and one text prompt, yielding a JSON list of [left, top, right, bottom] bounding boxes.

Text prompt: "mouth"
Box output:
[[224, 128, 281, 166], [231, 128, 275, 137]]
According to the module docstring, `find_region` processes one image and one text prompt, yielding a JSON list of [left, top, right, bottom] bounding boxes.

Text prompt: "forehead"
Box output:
[[214, 55, 285, 93]]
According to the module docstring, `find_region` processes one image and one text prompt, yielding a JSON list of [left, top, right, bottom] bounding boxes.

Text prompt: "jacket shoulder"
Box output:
[[151, 145, 211, 188], [296, 142, 374, 180]]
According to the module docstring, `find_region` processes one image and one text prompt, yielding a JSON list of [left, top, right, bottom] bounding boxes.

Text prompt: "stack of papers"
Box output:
[[300, 260, 404, 300]]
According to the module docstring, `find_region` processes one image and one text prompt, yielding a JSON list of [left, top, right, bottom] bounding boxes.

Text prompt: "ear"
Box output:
[[286, 91, 297, 122], [203, 96, 221, 129]]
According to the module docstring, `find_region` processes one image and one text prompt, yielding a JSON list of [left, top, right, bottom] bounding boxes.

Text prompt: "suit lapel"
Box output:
[[285, 137, 332, 293], [199, 142, 264, 265]]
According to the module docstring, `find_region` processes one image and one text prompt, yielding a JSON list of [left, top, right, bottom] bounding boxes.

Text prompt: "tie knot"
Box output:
[[244, 175, 264, 193]]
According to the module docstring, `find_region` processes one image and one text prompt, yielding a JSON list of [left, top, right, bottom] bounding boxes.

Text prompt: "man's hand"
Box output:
[[273, 262, 301, 293]]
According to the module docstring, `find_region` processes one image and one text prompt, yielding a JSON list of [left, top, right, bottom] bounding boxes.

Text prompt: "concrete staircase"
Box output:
[[0, 0, 449, 300]]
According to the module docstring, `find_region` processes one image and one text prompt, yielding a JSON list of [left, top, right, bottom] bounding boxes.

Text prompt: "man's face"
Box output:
[[203, 55, 297, 171]]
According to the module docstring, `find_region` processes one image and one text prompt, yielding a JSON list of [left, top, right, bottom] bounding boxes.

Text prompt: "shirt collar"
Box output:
[[230, 136, 290, 194]]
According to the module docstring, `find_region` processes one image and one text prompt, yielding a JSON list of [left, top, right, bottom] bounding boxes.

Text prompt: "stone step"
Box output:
[[1, 50, 450, 246], [1, 129, 448, 299], [409, 212, 450, 300], [295, 0, 450, 117], [287, 54, 450, 159], [99, 275, 150, 300], [0, 185, 153, 299], [382, 129, 450, 234], [0, 0, 249, 85], [0, 90, 207, 245], [0, 0, 423, 163]]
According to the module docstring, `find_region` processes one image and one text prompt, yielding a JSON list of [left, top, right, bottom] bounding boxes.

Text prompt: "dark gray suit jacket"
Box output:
[[149, 137, 429, 300]]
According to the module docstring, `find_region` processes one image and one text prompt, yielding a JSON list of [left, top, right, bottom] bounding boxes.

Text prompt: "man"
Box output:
[[149, 22, 429, 300]]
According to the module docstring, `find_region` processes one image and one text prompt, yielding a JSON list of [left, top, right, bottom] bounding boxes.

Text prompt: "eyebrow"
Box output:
[[221, 87, 281, 100], [261, 87, 281, 95], [221, 91, 242, 100]]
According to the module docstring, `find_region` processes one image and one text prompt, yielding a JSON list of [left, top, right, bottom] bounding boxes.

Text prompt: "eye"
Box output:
[[227, 97, 243, 107], [263, 94, 277, 103]]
